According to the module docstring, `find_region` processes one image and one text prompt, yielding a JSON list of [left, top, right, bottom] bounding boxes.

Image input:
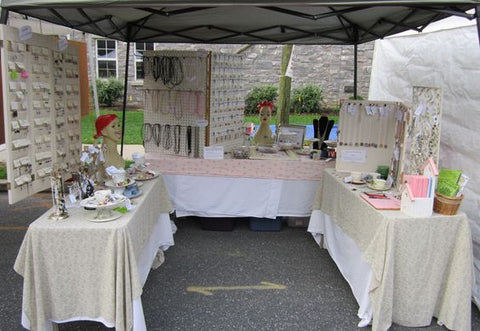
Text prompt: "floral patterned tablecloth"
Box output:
[[312, 168, 473, 331], [14, 176, 173, 331]]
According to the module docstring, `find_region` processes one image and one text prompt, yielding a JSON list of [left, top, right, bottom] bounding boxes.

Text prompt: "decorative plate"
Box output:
[[131, 171, 159, 181], [80, 194, 126, 209], [87, 210, 123, 222], [366, 183, 391, 191], [105, 178, 135, 188], [351, 180, 366, 185]]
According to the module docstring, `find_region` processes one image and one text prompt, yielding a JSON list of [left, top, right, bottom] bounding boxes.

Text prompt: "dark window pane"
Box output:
[[136, 62, 144, 79], [146, 42, 154, 50], [107, 40, 115, 49]]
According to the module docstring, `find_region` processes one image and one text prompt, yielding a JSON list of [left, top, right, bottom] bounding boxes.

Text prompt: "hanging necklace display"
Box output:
[[152, 123, 162, 147], [174, 125, 181, 154], [163, 124, 172, 150], [142, 123, 153, 146], [186, 126, 192, 156]]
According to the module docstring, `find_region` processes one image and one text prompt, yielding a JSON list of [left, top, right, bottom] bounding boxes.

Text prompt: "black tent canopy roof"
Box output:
[[0, 1, 478, 44]]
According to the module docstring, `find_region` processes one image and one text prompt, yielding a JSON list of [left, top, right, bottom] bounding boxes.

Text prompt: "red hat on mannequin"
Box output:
[[94, 114, 117, 139]]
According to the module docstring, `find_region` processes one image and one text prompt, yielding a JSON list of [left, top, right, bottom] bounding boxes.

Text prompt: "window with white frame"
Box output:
[[96, 39, 117, 78], [134, 42, 154, 80]]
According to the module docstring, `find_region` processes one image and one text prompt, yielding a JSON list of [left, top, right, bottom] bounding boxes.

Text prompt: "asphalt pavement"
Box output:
[[1, 192, 479, 331]]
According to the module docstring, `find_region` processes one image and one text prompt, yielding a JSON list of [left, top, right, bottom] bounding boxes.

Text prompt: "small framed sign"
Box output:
[[277, 125, 306, 149]]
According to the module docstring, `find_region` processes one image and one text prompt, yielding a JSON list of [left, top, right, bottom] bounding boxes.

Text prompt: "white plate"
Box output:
[[105, 178, 135, 188], [131, 172, 159, 181], [351, 180, 366, 185], [80, 194, 126, 209], [366, 183, 390, 191], [87, 210, 123, 222]]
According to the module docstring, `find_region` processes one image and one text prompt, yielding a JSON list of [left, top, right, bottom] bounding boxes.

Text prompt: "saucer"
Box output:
[[123, 189, 143, 199], [351, 180, 366, 185], [367, 183, 390, 191]]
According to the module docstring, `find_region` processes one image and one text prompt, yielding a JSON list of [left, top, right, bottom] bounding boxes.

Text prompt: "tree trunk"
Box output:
[[276, 45, 293, 129]]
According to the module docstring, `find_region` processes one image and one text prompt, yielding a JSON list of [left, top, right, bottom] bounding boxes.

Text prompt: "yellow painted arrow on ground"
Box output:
[[187, 281, 286, 296]]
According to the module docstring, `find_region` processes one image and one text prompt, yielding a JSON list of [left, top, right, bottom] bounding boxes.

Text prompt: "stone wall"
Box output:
[[114, 42, 374, 109]]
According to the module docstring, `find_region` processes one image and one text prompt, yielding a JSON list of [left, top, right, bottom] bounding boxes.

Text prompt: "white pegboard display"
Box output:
[[1, 26, 82, 204], [142, 50, 246, 157], [336, 99, 409, 183]]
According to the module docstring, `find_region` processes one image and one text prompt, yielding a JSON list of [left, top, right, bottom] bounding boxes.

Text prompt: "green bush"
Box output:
[[95, 78, 124, 107], [244, 85, 278, 115], [290, 85, 324, 114]]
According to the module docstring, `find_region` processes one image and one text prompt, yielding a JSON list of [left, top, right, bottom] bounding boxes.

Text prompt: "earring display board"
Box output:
[[402, 86, 442, 175], [142, 50, 246, 158], [1, 26, 82, 204], [336, 100, 409, 183]]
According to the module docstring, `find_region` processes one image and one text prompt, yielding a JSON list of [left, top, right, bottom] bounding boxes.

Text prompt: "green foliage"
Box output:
[[0, 163, 6, 179], [244, 114, 338, 126], [290, 85, 324, 114], [349, 95, 364, 100], [244, 85, 278, 115], [95, 78, 124, 107]]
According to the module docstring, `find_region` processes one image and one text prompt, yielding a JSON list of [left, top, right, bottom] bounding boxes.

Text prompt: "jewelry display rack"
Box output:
[[336, 99, 409, 183], [1, 26, 82, 204], [401, 86, 442, 175], [142, 50, 246, 158]]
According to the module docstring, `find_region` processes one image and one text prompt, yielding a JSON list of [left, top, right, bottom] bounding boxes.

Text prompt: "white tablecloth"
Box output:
[[308, 168, 473, 331], [163, 174, 319, 218], [14, 176, 174, 331]]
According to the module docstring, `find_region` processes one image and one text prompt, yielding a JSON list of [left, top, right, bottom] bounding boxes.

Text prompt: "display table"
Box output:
[[148, 154, 335, 218], [14, 176, 174, 331], [308, 168, 473, 331]]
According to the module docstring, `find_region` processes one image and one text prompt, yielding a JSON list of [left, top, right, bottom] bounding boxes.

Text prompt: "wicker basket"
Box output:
[[433, 192, 463, 215]]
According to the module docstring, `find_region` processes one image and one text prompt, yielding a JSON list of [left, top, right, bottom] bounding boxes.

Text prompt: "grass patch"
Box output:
[[82, 110, 144, 144], [0, 163, 6, 180], [82, 111, 338, 145], [244, 114, 339, 125]]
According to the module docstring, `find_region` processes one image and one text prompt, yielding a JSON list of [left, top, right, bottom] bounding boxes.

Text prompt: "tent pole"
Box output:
[[354, 43, 358, 99], [120, 35, 131, 157]]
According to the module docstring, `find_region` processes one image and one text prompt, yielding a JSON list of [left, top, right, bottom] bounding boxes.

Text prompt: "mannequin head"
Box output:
[[94, 114, 122, 143], [258, 100, 273, 124]]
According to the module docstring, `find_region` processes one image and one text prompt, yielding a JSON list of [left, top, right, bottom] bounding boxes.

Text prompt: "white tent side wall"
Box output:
[[369, 24, 480, 308]]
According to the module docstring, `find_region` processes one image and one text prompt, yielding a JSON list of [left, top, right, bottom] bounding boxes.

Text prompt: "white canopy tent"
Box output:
[[369, 19, 480, 309]]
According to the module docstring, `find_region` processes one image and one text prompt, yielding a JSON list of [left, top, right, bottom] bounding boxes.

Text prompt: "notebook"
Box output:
[[361, 193, 401, 210]]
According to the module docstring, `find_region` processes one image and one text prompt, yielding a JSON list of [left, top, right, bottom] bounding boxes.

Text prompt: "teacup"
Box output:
[[111, 170, 127, 185], [124, 183, 139, 197], [372, 178, 386, 189], [94, 190, 111, 204], [132, 152, 145, 167], [351, 171, 362, 182]]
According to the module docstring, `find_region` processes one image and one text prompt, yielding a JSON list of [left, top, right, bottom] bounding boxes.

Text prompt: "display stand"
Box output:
[[142, 50, 246, 158], [1, 26, 82, 204], [401, 86, 442, 175], [335, 99, 409, 185]]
